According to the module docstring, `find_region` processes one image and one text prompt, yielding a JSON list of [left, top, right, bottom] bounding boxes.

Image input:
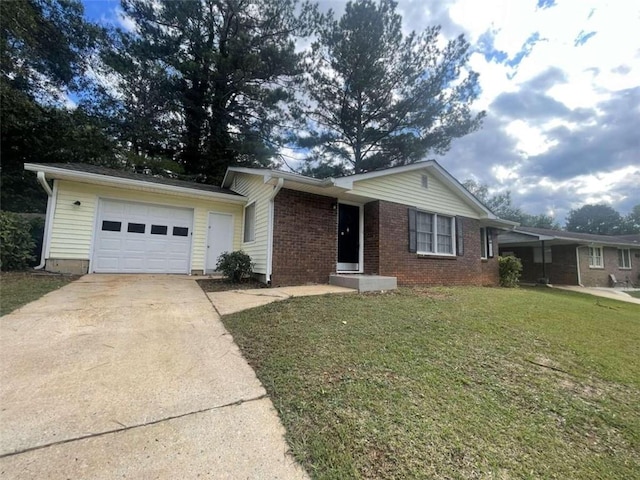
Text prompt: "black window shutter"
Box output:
[[408, 208, 417, 253], [456, 217, 464, 256]]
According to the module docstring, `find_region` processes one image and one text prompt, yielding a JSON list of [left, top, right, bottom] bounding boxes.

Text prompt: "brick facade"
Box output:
[[271, 188, 337, 286], [271, 194, 500, 287], [363, 202, 380, 275], [578, 246, 640, 287], [363, 201, 499, 286], [500, 244, 640, 286]]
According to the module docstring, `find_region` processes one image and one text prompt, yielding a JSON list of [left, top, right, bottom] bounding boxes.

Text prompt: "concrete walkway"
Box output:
[[0, 275, 309, 479], [553, 285, 640, 305], [208, 285, 356, 315]]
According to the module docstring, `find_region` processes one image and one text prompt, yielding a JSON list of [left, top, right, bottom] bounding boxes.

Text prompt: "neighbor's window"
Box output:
[[243, 202, 256, 243], [416, 212, 454, 255], [618, 249, 631, 269], [588, 246, 603, 268]]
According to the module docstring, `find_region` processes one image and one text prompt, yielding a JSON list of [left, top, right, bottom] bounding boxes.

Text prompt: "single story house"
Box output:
[[498, 227, 640, 287], [24, 161, 515, 287]]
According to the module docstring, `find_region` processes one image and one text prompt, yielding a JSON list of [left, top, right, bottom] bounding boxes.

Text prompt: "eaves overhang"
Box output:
[[25, 163, 247, 204]]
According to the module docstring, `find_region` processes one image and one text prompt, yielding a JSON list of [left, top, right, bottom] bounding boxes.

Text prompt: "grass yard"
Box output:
[[627, 290, 640, 299], [0, 271, 78, 316], [224, 287, 640, 479]]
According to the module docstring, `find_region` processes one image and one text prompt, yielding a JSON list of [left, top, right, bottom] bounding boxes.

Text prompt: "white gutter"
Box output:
[[266, 178, 285, 284], [34, 172, 53, 269], [37, 171, 53, 196], [25, 163, 246, 204]]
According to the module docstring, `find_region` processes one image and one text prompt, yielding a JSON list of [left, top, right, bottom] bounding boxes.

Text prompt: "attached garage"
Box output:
[[93, 199, 194, 273], [24, 163, 247, 275]]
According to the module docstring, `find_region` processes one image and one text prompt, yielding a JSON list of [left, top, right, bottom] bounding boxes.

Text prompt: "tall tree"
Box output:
[[463, 180, 559, 228], [565, 204, 624, 235], [100, 33, 182, 163], [0, 0, 113, 212], [112, 0, 317, 182], [298, 0, 484, 174], [622, 204, 640, 234]]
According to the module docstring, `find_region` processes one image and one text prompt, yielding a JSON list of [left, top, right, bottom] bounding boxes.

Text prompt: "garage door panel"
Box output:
[[95, 256, 119, 271], [146, 258, 168, 270], [168, 259, 189, 271], [102, 202, 125, 215], [97, 237, 122, 252], [93, 199, 194, 274], [124, 238, 147, 252], [147, 240, 169, 254], [122, 257, 145, 270]]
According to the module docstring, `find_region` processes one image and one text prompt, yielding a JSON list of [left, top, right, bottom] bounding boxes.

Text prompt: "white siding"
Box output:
[[49, 180, 244, 271], [230, 174, 273, 274], [351, 170, 481, 218]]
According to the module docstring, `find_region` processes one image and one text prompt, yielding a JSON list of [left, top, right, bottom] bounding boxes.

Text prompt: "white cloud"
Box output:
[[116, 8, 138, 33]]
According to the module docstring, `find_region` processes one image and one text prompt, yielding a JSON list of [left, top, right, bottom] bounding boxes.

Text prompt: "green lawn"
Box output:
[[224, 287, 640, 479], [627, 290, 640, 299], [0, 272, 78, 316]]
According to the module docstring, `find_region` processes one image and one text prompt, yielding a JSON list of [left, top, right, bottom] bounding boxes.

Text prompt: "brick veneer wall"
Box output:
[[549, 245, 579, 285], [365, 200, 499, 286], [271, 188, 337, 286], [578, 246, 640, 287], [363, 202, 380, 275]]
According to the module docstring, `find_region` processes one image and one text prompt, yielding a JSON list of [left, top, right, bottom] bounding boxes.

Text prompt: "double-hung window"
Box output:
[[416, 211, 454, 255], [588, 246, 603, 268], [618, 249, 631, 269], [480, 227, 494, 259]]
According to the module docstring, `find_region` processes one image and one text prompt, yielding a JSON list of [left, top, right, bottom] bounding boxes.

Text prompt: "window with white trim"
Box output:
[[479, 227, 494, 259], [243, 202, 256, 242], [588, 246, 603, 268], [618, 249, 632, 269], [416, 212, 454, 255]]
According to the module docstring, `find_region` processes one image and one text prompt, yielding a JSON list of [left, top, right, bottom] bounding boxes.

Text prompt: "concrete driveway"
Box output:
[[0, 275, 308, 479]]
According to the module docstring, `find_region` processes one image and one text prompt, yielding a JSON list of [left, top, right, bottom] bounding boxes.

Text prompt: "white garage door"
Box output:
[[93, 199, 194, 273]]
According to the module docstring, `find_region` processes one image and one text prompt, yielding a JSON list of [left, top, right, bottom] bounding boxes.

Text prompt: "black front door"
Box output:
[[338, 203, 360, 270]]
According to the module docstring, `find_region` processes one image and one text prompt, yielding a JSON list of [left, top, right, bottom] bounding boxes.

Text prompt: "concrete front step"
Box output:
[[329, 274, 397, 293]]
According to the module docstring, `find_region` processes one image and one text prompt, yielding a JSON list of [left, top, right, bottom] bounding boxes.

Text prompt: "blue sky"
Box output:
[[82, 0, 640, 223]]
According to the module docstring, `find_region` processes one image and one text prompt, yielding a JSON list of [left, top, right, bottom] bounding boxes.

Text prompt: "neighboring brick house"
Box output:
[[498, 227, 640, 287], [25, 161, 514, 286], [223, 161, 514, 287]]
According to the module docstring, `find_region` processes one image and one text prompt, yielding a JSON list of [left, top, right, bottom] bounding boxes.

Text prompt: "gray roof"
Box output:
[[504, 226, 640, 247], [30, 163, 240, 196]]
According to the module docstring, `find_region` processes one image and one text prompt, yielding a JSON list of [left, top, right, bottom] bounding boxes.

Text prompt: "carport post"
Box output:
[[541, 240, 546, 280]]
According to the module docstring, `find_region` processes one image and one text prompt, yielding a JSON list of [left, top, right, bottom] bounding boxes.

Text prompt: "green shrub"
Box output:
[[27, 216, 45, 266], [498, 255, 522, 288], [0, 211, 36, 271], [216, 250, 254, 283]]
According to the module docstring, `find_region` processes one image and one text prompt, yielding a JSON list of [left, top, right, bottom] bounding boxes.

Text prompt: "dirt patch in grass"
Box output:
[[196, 277, 265, 293], [1, 271, 80, 316]]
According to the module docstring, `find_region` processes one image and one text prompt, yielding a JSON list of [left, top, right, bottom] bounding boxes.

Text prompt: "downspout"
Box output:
[[35, 172, 53, 269], [575, 246, 583, 286], [266, 178, 284, 285]]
